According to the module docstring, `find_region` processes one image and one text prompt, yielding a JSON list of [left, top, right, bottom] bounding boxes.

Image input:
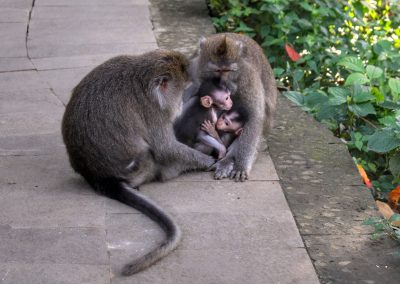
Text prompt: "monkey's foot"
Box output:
[[212, 159, 234, 180], [229, 169, 248, 182]]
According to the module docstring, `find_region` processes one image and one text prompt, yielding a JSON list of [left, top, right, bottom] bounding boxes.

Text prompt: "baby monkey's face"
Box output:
[[216, 112, 242, 133]]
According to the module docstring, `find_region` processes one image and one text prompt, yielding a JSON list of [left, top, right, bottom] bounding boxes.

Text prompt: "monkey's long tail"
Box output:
[[91, 178, 181, 276]]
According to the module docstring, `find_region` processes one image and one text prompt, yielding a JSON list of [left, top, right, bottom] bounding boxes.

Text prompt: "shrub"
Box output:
[[209, 0, 400, 199]]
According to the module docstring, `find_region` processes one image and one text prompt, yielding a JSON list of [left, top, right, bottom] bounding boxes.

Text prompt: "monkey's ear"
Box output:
[[200, 96, 213, 108], [153, 76, 169, 109], [235, 127, 244, 136]]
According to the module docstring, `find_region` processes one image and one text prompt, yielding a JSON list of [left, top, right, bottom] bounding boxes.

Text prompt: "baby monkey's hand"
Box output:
[[201, 120, 219, 139]]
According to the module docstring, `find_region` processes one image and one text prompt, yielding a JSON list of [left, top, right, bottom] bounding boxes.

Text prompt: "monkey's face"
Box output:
[[212, 89, 232, 111], [197, 35, 242, 85], [216, 112, 242, 133]]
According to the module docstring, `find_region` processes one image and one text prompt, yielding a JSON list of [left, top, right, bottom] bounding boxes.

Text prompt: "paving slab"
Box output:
[[0, 111, 62, 137], [111, 247, 318, 284], [0, 153, 94, 195], [0, 89, 63, 114], [0, 226, 108, 264], [173, 151, 279, 182], [0, 133, 64, 155], [0, 57, 35, 72], [0, 7, 29, 23], [29, 41, 157, 60], [0, 70, 49, 92], [0, 23, 27, 57], [0, 189, 105, 228], [0, 0, 32, 9], [37, 67, 93, 104], [107, 180, 289, 215], [36, 0, 149, 6], [31, 53, 123, 70], [0, 263, 110, 284]]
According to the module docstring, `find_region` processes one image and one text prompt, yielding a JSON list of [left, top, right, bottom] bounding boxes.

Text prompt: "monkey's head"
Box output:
[[195, 34, 243, 85], [198, 79, 232, 111], [147, 49, 190, 119], [216, 106, 249, 136]]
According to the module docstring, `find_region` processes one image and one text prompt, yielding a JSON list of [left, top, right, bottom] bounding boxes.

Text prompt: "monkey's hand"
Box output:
[[229, 167, 249, 182], [201, 120, 218, 139], [211, 157, 234, 180]]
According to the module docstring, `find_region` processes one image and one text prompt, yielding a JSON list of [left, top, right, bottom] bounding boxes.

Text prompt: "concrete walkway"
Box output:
[[0, 1, 319, 283]]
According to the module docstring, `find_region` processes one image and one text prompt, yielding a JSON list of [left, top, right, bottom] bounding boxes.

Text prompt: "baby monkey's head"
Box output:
[[216, 106, 249, 136]]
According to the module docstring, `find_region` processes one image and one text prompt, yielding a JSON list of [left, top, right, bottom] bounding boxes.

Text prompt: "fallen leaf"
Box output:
[[356, 164, 373, 188], [388, 185, 400, 213], [376, 200, 395, 220], [285, 43, 301, 62]]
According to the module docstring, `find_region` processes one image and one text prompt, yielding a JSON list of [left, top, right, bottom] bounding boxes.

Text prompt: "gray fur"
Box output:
[[62, 50, 215, 275], [188, 33, 278, 181]]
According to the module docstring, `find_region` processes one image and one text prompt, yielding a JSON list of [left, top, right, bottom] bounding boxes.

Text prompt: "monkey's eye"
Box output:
[[225, 96, 229, 101]]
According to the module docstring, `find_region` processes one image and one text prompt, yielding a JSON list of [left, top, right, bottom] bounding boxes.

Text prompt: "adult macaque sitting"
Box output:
[[197, 107, 248, 159]]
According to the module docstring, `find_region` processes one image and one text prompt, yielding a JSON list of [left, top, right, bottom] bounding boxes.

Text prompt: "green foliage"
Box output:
[[209, 0, 400, 197], [363, 216, 400, 243]]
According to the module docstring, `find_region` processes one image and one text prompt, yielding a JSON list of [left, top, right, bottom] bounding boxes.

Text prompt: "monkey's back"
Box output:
[[62, 55, 149, 179]]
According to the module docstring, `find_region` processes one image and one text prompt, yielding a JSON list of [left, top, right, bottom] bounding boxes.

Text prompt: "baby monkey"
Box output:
[[174, 78, 233, 153], [197, 106, 248, 159]]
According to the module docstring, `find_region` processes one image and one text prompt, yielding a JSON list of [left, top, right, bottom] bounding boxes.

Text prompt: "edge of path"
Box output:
[[148, 0, 400, 283]]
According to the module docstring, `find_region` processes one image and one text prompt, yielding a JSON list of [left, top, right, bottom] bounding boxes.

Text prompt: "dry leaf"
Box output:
[[356, 164, 373, 188], [375, 200, 394, 220], [388, 185, 400, 213]]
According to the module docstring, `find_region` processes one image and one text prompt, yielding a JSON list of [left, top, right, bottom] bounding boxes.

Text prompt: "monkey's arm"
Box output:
[[201, 120, 223, 145], [214, 78, 264, 181], [197, 131, 226, 160], [151, 128, 215, 179]]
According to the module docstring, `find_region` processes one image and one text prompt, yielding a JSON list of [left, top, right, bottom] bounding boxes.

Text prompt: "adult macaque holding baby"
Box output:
[[181, 33, 278, 181]]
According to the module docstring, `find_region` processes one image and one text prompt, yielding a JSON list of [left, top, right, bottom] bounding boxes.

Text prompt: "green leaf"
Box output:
[[352, 85, 375, 103], [355, 140, 363, 151], [349, 103, 376, 117], [345, 73, 370, 86], [388, 78, 400, 101], [389, 213, 400, 222], [366, 65, 383, 79], [371, 87, 384, 103], [378, 116, 397, 127], [292, 70, 304, 82], [389, 154, 400, 178], [338, 56, 365, 73], [367, 130, 400, 153], [283, 91, 304, 106], [273, 68, 285, 76], [327, 87, 348, 105]]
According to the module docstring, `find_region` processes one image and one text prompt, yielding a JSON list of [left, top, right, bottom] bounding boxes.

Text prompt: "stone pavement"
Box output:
[[0, 1, 319, 283]]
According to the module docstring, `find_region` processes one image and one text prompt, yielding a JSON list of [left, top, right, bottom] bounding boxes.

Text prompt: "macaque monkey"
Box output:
[[61, 50, 215, 276], [188, 33, 278, 181], [198, 106, 248, 159], [174, 79, 233, 158]]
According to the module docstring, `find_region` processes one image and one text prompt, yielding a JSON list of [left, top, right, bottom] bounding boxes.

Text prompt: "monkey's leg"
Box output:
[[155, 140, 215, 181], [215, 88, 265, 181], [193, 142, 213, 156]]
